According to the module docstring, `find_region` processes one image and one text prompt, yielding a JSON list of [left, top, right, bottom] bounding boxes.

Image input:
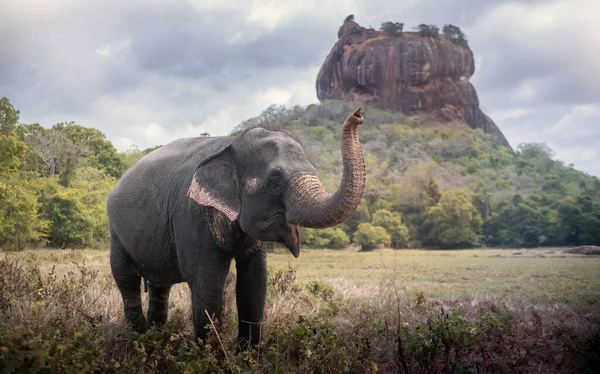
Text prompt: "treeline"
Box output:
[[343, 14, 468, 47], [2, 97, 600, 250], [236, 101, 600, 249], [0, 97, 155, 250]]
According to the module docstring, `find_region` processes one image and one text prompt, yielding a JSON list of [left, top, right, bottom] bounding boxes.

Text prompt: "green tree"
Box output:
[[557, 197, 582, 245], [17, 122, 125, 185], [344, 14, 354, 23], [372, 209, 409, 248], [302, 227, 350, 249], [442, 24, 468, 47], [0, 134, 28, 174], [0, 177, 50, 250], [483, 201, 549, 248], [423, 189, 482, 248], [55, 122, 126, 179], [416, 24, 439, 37], [120, 145, 146, 170], [380, 21, 403, 36], [426, 178, 441, 205], [38, 167, 115, 248], [0, 97, 19, 136], [0, 134, 49, 250], [353, 223, 391, 251]]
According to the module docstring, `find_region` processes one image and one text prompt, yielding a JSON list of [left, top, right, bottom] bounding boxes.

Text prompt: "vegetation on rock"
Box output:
[[380, 21, 404, 36]]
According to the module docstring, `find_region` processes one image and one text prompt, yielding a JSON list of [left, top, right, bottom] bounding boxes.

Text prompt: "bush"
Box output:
[[353, 223, 391, 250], [442, 24, 469, 47], [372, 209, 409, 248], [423, 189, 482, 248], [302, 227, 350, 249], [416, 24, 439, 37], [380, 21, 403, 36]]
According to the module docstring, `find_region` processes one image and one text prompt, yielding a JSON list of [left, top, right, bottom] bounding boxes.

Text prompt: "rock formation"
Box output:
[[316, 21, 511, 148]]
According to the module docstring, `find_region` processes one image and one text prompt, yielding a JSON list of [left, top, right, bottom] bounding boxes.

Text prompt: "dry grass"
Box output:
[[270, 247, 600, 304], [1, 248, 599, 373]]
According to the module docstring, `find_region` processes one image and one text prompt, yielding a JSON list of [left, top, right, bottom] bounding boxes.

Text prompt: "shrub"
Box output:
[[353, 223, 391, 250], [372, 209, 409, 248], [302, 227, 350, 249], [380, 21, 404, 36], [442, 24, 469, 47], [416, 24, 439, 37]]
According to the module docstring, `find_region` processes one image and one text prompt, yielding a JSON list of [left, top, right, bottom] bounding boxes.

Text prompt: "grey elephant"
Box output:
[[107, 108, 366, 349]]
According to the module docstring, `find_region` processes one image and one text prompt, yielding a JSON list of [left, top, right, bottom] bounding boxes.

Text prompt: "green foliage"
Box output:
[[260, 317, 351, 373], [353, 223, 391, 250], [301, 227, 350, 249], [2, 97, 600, 251], [442, 24, 469, 47], [416, 24, 440, 37], [0, 176, 50, 250], [0, 134, 27, 174], [380, 21, 404, 36], [372, 209, 409, 248], [0, 97, 19, 136], [234, 100, 600, 249], [344, 14, 354, 23], [16, 122, 125, 185], [39, 169, 115, 248], [55, 122, 126, 179], [0, 253, 598, 373], [406, 307, 515, 373], [423, 189, 482, 248], [0, 135, 49, 250]]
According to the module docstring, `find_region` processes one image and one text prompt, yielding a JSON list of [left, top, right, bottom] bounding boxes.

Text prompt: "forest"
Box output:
[[1, 96, 600, 251]]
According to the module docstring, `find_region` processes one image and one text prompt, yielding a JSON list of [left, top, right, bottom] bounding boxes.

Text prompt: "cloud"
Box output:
[[1, 0, 599, 177]]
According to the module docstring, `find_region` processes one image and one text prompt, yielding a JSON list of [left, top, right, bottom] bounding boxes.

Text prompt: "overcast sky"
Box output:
[[2, 0, 599, 176]]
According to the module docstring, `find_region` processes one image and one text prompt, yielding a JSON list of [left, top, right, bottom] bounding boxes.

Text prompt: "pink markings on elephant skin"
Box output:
[[245, 177, 259, 195], [188, 178, 239, 221]]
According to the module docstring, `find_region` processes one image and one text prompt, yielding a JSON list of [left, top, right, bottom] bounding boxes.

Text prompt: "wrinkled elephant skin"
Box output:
[[107, 109, 366, 349]]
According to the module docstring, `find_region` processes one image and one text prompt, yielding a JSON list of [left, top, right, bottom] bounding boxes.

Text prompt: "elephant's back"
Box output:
[[110, 136, 235, 199], [107, 136, 235, 251]]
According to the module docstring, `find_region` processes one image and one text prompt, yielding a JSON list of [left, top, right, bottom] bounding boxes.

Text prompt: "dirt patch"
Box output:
[[563, 246, 600, 255]]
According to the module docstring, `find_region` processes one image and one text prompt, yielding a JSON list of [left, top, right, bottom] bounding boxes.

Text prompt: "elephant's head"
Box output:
[[187, 108, 366, 257]]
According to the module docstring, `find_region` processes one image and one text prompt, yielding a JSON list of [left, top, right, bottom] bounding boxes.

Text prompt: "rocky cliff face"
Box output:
[[316, 21, 510, 148]]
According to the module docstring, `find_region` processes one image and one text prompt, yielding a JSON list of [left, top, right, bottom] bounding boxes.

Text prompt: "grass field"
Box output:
[[1, 247, 599, 373]]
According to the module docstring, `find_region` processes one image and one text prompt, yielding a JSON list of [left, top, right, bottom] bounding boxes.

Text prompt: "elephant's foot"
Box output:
[[124, 304, 148, 333], [147, 284, 171, 327]]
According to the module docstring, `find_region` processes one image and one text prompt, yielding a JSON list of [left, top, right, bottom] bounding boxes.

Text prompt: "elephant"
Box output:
[[106, 108, 366, 350]]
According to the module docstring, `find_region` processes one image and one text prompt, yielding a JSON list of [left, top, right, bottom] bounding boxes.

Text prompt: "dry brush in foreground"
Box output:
[[0, 250, 599, 373]]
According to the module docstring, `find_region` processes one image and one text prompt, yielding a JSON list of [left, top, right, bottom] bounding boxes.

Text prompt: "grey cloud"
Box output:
[[2, 0, 599, 176]]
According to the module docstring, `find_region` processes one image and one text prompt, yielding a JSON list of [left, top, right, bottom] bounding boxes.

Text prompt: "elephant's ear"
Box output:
[[187, 148, 240, 221]]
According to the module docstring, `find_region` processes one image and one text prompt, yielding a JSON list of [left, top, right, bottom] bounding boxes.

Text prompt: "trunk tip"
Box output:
[[350, 108, 364, 125]]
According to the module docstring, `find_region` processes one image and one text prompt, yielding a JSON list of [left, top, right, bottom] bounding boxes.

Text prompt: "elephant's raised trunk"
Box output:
[[284, 108, 366, 228]]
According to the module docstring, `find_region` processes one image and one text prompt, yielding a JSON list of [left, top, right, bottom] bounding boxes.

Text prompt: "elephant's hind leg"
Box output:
[[110, 235, 147, 333], [148, 284, 171, 327]]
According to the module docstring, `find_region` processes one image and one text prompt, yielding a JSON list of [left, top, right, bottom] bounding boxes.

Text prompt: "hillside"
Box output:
[[235, 100, 600, 249], [316, 20, 509, 148], [1, 96, 599, 250]]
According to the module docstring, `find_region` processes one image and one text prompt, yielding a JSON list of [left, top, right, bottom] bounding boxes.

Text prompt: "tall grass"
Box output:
[[1, 249, 599, 373]]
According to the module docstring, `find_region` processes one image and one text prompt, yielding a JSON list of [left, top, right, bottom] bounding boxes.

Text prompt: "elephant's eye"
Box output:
[[268, 176, 283, 190]]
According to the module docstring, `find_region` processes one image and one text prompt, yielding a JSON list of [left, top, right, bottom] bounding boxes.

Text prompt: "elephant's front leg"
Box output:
[[188, 257, 232, 344], [235, 245, 268, 351]]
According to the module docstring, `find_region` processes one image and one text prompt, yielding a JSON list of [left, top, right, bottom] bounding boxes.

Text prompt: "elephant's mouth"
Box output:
[[283, 223, 300, 258], [257, 213, 300, 258]]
